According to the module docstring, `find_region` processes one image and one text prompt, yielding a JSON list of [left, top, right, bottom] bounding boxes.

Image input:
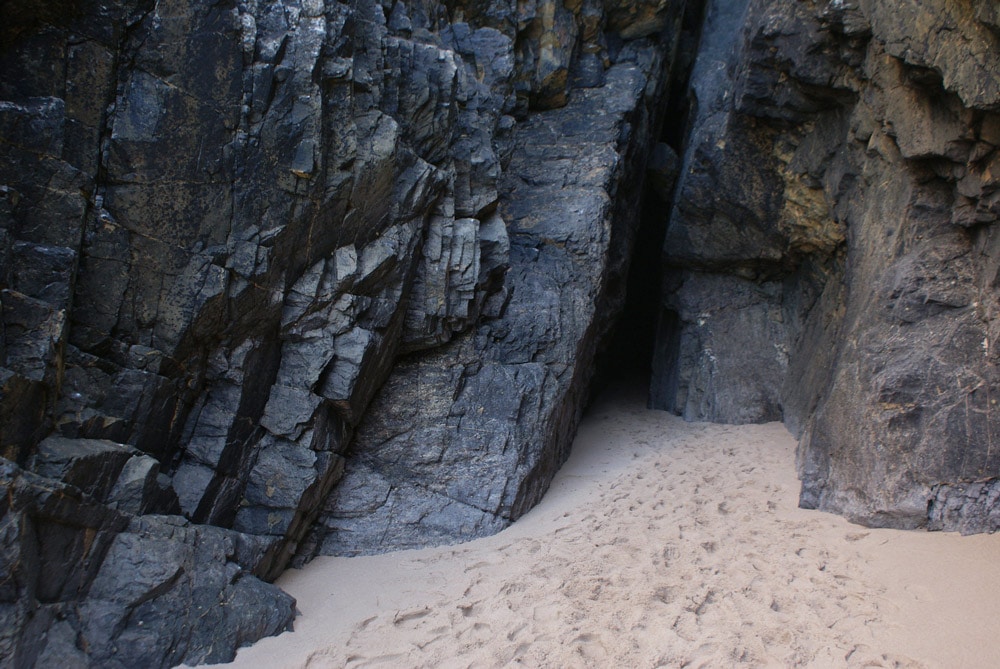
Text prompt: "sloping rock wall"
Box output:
[[298, 45, 671, 556], [0, 0, 506, 665], [652, 0, 1000, 532], [7, 0, 1000, 664], [0, 0, 687, 664]]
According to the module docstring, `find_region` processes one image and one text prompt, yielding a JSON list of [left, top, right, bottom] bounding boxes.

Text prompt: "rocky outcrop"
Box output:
[[0, 0, 687, 663], [297, 43, 671, 556], [0, 457, 295, 667], [6, 0, 1000, 663], [1, 0, 507, 665], [651, 0, 1000, 532]]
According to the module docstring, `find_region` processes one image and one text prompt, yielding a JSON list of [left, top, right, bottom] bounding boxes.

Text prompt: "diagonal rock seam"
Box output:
[[297, 53, 676, 557]]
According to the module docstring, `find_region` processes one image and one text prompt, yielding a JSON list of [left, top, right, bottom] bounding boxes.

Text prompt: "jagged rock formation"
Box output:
[[5, 0, 1000, 664], [651, 0, 1000, 532], [0, 0, 688, 664], [297, 45, 671, 557]]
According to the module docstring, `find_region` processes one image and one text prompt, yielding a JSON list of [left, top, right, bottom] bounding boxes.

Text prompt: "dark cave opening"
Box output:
[[588, 1, 706, 406], [590, 179, 673, 402]]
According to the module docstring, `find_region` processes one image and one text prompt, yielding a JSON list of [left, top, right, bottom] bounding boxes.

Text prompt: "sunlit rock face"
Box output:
[[651, 0, 1000, 533]]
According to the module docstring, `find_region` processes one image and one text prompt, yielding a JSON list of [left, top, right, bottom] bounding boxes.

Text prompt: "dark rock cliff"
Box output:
[[297, 44, 673, 557], [0, 0, 692, 664], [651, 0, 1000, 532], [3, 0, 1000, 665]]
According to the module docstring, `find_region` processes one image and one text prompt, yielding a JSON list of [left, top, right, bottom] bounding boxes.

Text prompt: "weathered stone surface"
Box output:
[[859, 0, 1000, 111], [1, 0, 514, 662], [651, 0, 1000, 533], [651, 0, 791, 424], [646, 141, 680, 201], [0, 458, 292, 667], [300, 44, 671, 557], [651, 271, 786, 423], [0, 0, 684, 662], [0, 290, 67, 464], [32, 436, 137, 502], [75, 516, 294, 668], [0, 458, 128, 667], [401, 210, 511, 352], [928, 479, 1000, 534], [11, 0, 1000, 663]]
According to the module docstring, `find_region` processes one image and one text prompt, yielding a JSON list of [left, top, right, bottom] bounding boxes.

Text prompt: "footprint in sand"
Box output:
[[393, 608, 430, 625], [229, 394, 996, 669]]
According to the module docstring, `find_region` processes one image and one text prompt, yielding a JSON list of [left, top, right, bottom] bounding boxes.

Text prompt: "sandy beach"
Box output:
[[224, 385, 1000, 668]]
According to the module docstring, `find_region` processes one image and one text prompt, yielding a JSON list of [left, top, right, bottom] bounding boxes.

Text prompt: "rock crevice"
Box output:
[[5, 0, 1000, 665], [298, 49, 673, 556]]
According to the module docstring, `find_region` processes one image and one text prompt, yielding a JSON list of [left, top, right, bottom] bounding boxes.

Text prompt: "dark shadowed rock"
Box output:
[[0, 0, 684, 662], [651, 0, 1000, 533], [76, 515, 294, 668], [0, 458, 293, 667], [6, 0, 1000, 664]]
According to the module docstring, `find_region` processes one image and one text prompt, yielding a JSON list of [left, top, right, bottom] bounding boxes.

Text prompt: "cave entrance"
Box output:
[[589, 82, 695, 405], [588, 0, 705, 406], [591, 176, 671, 402]]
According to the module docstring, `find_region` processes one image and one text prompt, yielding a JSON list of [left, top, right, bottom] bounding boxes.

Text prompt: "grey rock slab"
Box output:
[[651, 271, 786, 424], [31, 436, 139, 503], [302, 51, 667, 558], [77, 515, 294, 668]]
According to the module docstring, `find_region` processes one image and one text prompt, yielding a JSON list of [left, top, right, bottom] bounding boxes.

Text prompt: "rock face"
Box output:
[[651, 0, 1000, 532], [298, 45, 670, 556], [5, 0, 1000, 664], [0, 0, 688, 664]]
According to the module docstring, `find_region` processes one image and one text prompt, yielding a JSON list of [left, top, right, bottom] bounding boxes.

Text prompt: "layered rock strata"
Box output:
[[0, 0, 685, 664], [7, 0, 1000, 664], [298, 44, 670, 556], [0, 0, 506, 664], [651, 0, 1000, 532]]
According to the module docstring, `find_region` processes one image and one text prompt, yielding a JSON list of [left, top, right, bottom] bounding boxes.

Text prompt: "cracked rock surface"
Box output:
[[0, 0, 682, 663], [297, 48, 669, 556], [651, 0, 1000, 532], [7, 0, 1000, 664]]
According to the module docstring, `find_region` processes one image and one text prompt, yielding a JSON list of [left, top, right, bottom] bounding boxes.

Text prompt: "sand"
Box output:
[[224, 385, 1000, 668]]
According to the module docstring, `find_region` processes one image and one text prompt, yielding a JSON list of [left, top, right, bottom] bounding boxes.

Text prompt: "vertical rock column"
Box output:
[[649, 0, 795, 424]]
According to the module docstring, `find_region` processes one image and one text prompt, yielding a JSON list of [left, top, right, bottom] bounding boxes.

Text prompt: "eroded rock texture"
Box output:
[[0, 0, 686, 663], [298, 45, 671, 556], [7, 0, 1000, 663], [651, 0, 1000, 532]]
